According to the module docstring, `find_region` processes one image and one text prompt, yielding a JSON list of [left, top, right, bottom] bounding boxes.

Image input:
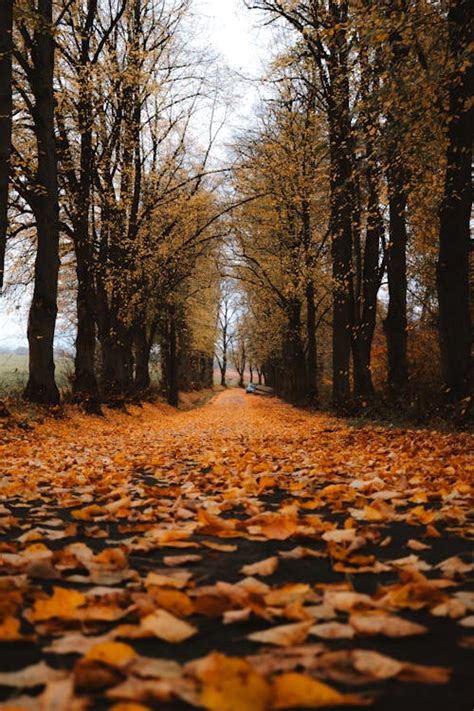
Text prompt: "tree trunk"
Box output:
[[100, 312, 132, 404], [74, 260, 101, 412], [352, 164, 383, 399], [134, 323, 151, 391], [437, 0, 473, 403], [0, 0, 12, 291], [326, 4, 354, 408], [167, 309, 179, 406], [284, 299, 306, 405], [72, 74, 100, 409], [73, 227, 100, 411], [219, 354, 227, 386], [383, 163, 408, 397], [24, 0, 60, 405], [306, 280, 319, 406]]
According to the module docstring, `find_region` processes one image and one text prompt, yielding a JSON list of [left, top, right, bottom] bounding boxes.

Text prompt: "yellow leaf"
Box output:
[[198, 653, 271, 711], [72, 504, 107, 520], [31, 587, 86, 621], [362, 505, 385, 521], [151, 588, 195, 617], [0, 616, 25, 641], [85, 641, 137, 668], [271, 673, 344, 708], [264, 584, 310, 607]]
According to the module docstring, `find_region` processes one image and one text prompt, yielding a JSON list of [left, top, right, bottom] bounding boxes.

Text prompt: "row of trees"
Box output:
[[0, 0, 227, 411], [0, 0, 471, 420], [230, 0, 472, 415]]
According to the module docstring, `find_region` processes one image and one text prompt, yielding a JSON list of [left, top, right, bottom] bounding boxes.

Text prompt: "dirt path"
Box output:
[[0, 390, 472, 710]]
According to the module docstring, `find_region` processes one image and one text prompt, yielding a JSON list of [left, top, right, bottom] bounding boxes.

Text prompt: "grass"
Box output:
[[0, 353, 73, 396]]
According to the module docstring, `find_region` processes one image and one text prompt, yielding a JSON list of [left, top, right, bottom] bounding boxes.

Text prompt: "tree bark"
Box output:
[[352, 162, 383, 399], [0, 0, 12, 291], [134, 323, 151, 391], [283, 299, 307, 405], [219, 352, 227, 386], [383, 163, 408, 397], [74, 252, 101, 412], [167, 309, 179, 406], [73, 184, 100, 410], [100, 316, 132, 404], [326, 2, 354, 408], [72, 2, 100, 410], [305, 280, 319, 406], [24, 0, 60, 405], [437, 0, 473, 403]]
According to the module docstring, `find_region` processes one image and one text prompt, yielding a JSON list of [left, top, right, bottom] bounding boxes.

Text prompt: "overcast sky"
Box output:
[[0, 0, 274, 349], [195, 0, 272, 73]]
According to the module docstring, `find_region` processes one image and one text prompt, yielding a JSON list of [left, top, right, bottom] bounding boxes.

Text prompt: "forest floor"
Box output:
[[0, 389, 472, 711]]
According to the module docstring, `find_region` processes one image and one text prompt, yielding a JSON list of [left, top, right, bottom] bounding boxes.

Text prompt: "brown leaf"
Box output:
[[310, 622, 355, 640], [0, 661, 66, 688], [241, 556, 279, 576], [349, 613, 427, 637], [248, 621, 312, 647], [139, 610, 197, 642]]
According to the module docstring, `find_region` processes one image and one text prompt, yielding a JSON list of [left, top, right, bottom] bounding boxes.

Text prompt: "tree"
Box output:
[[215, 280, 237, 387], [231, 319, 248, 388], [436, 0, 473, 405], [0, 0, 13, 292], [248, 1, 357, 407], [15, 0, 61, 404], [55, 0, 127, 412]]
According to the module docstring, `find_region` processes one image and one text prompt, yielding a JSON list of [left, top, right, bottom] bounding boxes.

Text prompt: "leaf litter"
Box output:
[[0, 389, 472, 709]]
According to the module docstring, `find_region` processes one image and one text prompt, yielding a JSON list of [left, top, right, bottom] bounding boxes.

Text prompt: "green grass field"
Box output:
[[0, 353, 73, 396]]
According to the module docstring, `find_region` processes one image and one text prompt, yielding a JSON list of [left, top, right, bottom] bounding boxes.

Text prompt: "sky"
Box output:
[[0, 0, 274, 350], [194, 0, 272, 74]]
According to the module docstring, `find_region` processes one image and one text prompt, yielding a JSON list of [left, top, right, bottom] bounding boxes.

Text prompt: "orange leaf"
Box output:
[[30, 587, 86, 621]]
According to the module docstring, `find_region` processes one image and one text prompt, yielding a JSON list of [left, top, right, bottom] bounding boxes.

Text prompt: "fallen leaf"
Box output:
[[145, 570, 192, 589], [349, 613, 427, 637], [407, 539, 431, 551], [85, 641, 137, 668], [248, 621, 312, 647], [0, 616, 27, 641], [198, 653, 271, 711], [0, 661, 66, 687], [29, 587, 86, 621], [140, 610, 197, 642], [202, 542, 238, 552], [163, 555, 202, 566], [271, 672, 367, 708], [351, 650, 403, 679], [310, 622, 355, 639], [241, 557, 279, 576], [223, 608, 252, 624]]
